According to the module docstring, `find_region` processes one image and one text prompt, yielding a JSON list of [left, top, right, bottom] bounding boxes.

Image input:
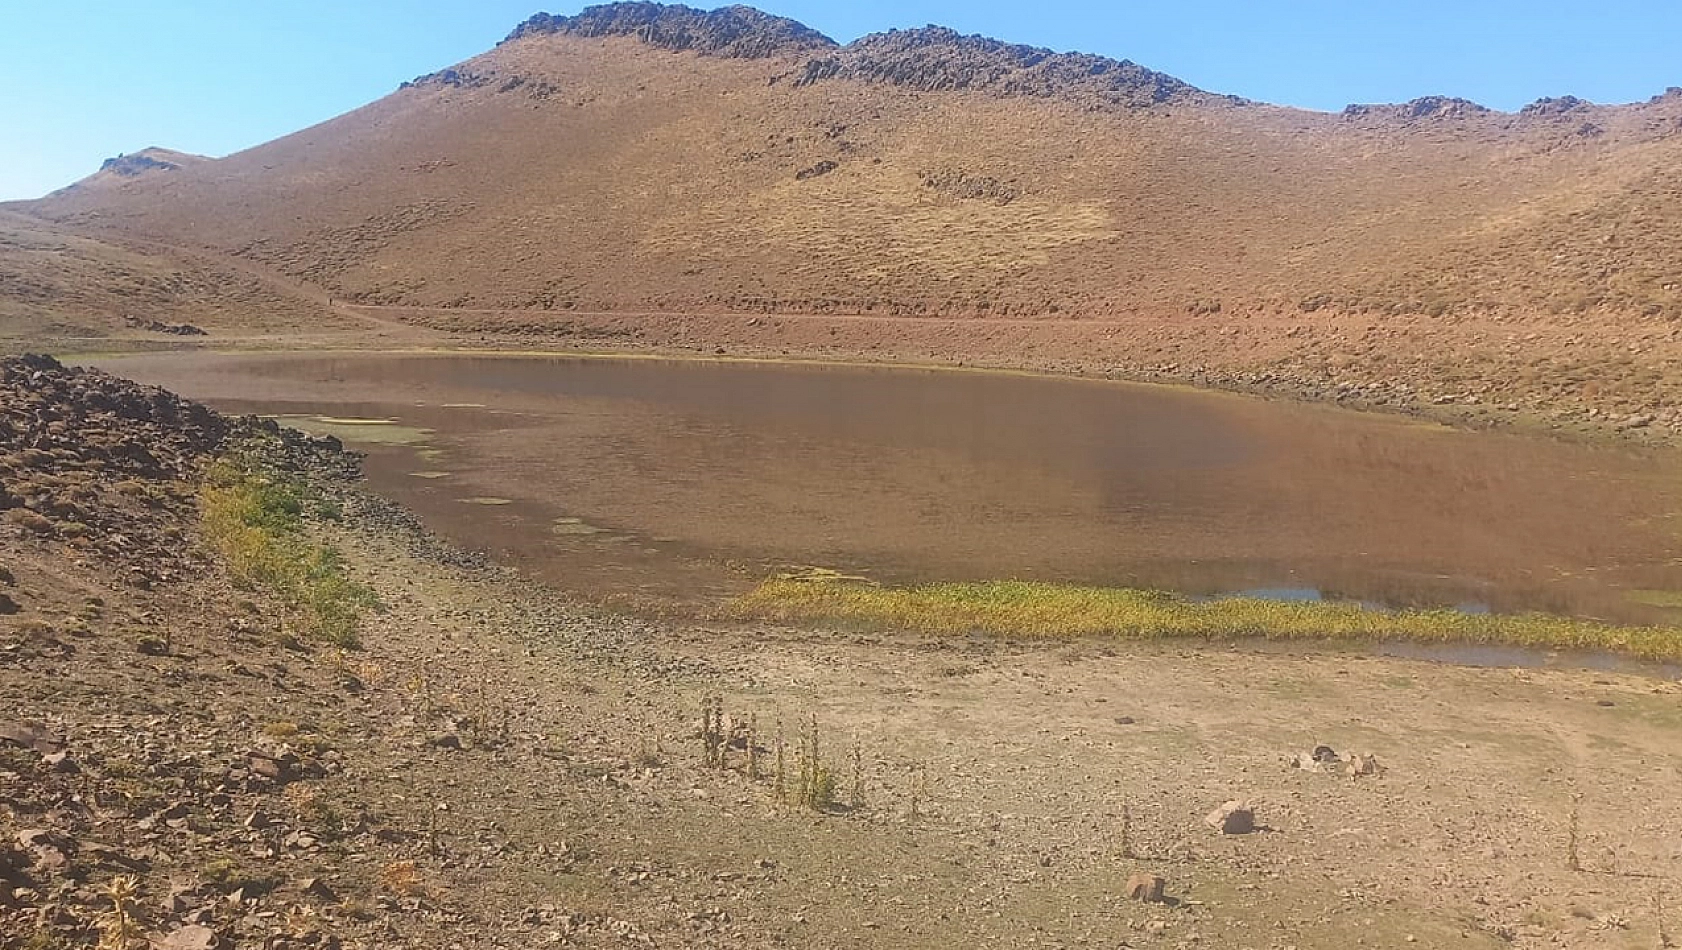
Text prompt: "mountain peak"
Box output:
[[507, 2, 837, 58], [795, 23, 1225, 108]]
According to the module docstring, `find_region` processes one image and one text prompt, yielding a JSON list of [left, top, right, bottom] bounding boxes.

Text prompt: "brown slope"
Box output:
[[0, 209, 350, 350], [16, 3, 1682, 326]]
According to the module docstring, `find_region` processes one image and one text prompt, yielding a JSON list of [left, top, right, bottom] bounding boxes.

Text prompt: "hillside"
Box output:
[[0, 211, 344, 347], [8, 2, 1682, 432]]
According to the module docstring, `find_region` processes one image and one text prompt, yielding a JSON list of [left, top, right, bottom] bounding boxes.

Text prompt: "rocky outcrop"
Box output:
[[506, 2, 837, 58], [1342, 96, 1493, 121], [504, 4, 1220, 108], [99, 151, 186, 177], [1521, 95, 1593, 117], [793, 26, 1224, 108], [0, 355, 343, 579]]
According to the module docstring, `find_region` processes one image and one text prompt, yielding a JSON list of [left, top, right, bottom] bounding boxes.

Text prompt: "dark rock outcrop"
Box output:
[[98, 151, 186, 177], [503, 4, 1222, 109], [1521, 95, 1593, 117], [794, 25, 1222, 108], [1342, 96, 1493, 121], [507, 2, 837, 58], [0, 355, 350, 577]]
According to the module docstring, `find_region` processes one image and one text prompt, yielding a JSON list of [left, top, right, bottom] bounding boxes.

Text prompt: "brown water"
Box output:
[[91, 351, 1682, 625]]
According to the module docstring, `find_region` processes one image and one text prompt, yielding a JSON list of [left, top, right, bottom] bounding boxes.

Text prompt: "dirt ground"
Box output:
[[4, 363, 1680, 948]]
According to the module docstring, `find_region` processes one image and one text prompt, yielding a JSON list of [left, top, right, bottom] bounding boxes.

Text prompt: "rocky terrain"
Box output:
[[4, 356, 1681, 949]]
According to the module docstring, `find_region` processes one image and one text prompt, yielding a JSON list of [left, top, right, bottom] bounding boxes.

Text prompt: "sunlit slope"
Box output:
[[0, 211, 332, 344], [22, 6, 1682, 323]]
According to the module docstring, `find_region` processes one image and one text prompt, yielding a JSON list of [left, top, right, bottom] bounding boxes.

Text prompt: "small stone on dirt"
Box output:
[[1345, 753, 1384, 777], [1205, 801, 1256, 835], [157, 924, 227, 950], [1125, 873, 1166, 902]]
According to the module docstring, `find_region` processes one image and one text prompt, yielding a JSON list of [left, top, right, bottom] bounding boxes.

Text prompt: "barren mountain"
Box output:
[[17, 2, 1682, 321], [7, 2, 1682, 433]]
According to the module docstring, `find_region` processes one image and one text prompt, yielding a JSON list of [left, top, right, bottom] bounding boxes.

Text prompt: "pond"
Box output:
[[90, 351, 1682, 626]]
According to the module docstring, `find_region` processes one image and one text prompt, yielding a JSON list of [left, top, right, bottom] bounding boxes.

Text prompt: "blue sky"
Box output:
[[3, 1, 1679, 200]]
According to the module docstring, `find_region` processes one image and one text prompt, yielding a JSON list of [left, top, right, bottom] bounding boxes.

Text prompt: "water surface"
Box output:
[[91, 351, 1682, 624]]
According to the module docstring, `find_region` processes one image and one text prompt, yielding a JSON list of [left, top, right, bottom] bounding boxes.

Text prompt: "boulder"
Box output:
[[1204, 801, 1256, 835], [1124, 873, 1166, 902]]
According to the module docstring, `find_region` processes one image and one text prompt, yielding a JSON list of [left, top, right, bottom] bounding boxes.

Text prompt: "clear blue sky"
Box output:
[[4, 1, 1679, 200]]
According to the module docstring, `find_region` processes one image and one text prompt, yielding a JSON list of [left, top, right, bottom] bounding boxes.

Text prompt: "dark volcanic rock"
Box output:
[[1343, 96, 1493, 121], [1521, 95, 1593, 117], [505, 4, 1221, 109], [507, 2, 837, 59], [99, 151, 185, 177], [794, 25, 1222, 108]]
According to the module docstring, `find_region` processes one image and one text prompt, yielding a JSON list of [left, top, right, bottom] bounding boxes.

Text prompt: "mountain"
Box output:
[[7, 2, 1682, 429], [50, 147, 209, 197]]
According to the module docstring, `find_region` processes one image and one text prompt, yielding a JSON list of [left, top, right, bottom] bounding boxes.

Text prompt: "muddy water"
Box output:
[[91, 351, 1682, 624]]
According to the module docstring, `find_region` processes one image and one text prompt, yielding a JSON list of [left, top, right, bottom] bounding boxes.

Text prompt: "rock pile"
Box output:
[[507, 2, 837, 59], [0, 354, 347, 582]]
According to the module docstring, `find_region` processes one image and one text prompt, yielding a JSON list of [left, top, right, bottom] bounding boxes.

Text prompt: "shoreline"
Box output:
[[49, 335, 1682, 453]]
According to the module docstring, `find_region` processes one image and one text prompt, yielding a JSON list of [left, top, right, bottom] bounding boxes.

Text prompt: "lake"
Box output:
[[90, 351, 1682, 625]]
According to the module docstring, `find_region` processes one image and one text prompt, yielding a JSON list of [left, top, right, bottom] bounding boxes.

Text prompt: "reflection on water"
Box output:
[[89, 352, 1682, 625]]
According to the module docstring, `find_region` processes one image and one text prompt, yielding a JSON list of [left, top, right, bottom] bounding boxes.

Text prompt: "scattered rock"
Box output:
[[39, 751, 78, 773], [156, 923, 228, 950], [1205, 801, 1256, 835], [16, 829, 73, 874], [1125, 873, 1166, 902], [0, 720, 64, 754], [426, 731, 463, 750], [1345, 754, 1385, 777]]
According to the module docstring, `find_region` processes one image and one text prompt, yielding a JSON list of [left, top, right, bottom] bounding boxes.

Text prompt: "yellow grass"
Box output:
[[200, 447, 377, 648], [732, 577, 1682, 661]]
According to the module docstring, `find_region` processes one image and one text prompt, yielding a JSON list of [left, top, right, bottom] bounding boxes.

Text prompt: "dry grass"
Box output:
[[732, 577, 1682, 661]]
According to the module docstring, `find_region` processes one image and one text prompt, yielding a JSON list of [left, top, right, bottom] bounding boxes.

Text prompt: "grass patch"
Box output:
[[200, 446, 378, 648], [731, 578, 1682, 662]]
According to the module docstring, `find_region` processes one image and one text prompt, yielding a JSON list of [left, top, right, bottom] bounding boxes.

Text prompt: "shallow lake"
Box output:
[[90, 351, 1682, 626]]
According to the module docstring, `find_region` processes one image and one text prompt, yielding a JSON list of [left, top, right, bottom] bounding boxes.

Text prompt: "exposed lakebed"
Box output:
[[89, 351, 1682, 626]]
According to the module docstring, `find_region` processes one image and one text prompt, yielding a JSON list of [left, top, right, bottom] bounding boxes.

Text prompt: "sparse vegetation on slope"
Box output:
[[733, 577, 1682, 661], [200, 445, 377, 648]]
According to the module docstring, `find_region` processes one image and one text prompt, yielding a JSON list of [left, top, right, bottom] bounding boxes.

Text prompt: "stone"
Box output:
[[426, 731, 463, 750], [0, 593, 18, 615], [157, 924, 226, 950], [1346, 754, 1384, 777], [16, 829, 71, 873], [1125, 873, 1166, 902], [39, 752, 78, 773], [0, 721, 63, 754], [1204, 801, 1256, 835]]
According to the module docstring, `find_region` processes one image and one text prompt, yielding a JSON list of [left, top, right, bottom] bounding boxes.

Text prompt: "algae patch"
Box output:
[[272, 415, 432, 445]]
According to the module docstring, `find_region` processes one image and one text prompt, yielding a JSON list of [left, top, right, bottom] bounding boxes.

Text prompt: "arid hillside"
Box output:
[[16, 2, 1682, 323], [0, 211, 339, 346]]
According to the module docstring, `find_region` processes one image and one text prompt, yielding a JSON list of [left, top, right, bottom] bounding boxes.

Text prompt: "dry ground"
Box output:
[[6, 437, 1681, 949]]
